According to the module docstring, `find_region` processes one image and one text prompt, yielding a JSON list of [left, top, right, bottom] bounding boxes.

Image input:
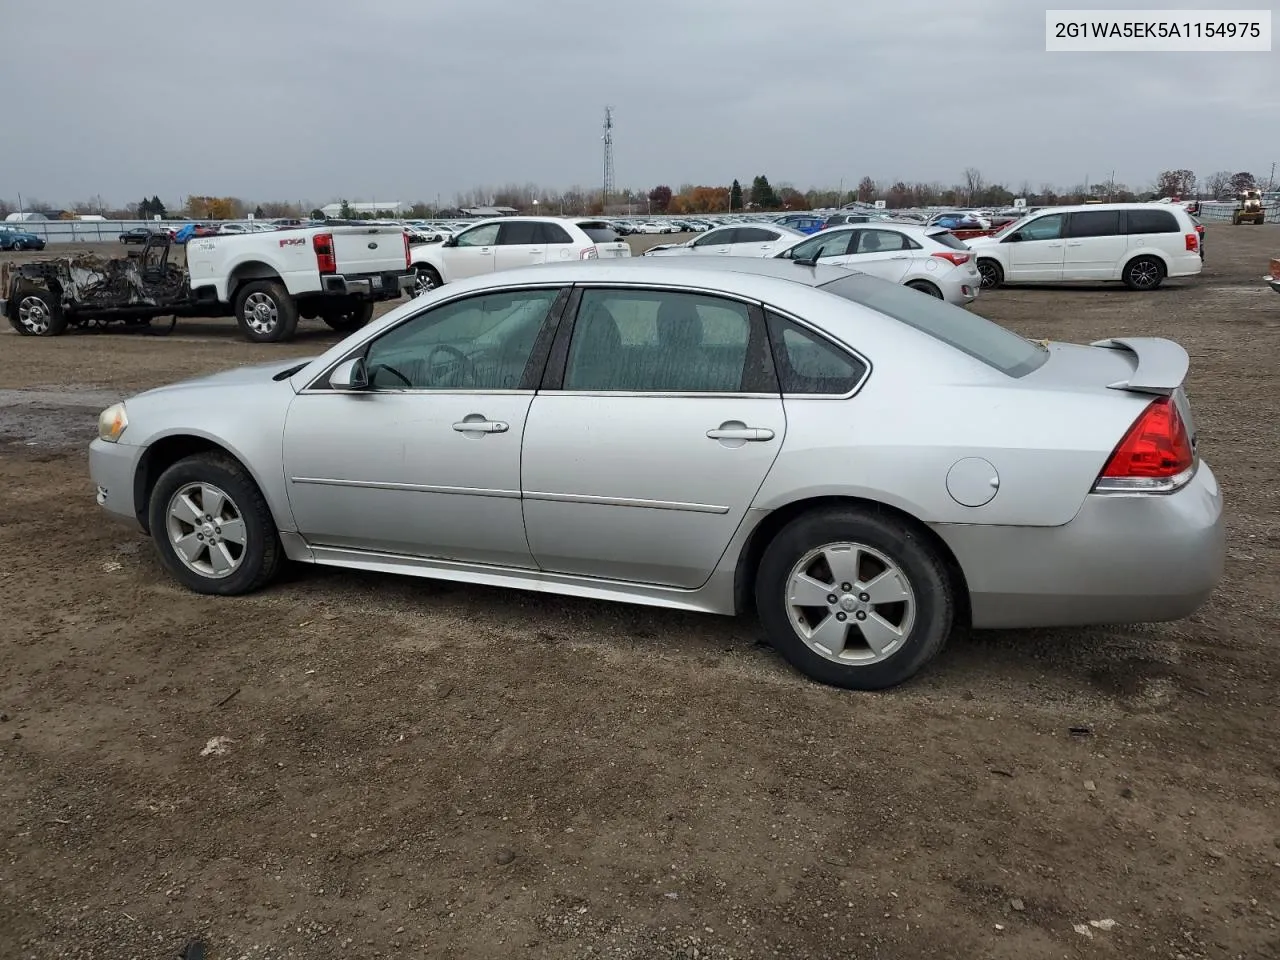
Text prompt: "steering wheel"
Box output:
[[426, 344, 474, 386]]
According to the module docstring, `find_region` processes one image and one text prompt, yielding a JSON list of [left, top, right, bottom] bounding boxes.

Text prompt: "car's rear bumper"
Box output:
[[932, 461, 1224, 629], [89, 438, 145, 529], [1165, 253, 1204, 278], [320, 271, 415, 300], [1263, 275, 1280, 295]]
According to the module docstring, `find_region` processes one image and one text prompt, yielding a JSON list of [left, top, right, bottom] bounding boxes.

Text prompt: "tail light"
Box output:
[[932, 251, 971, 266], [1093, 396, 1195, 494], [403, 230, 411, 268], [580, 247, 598, 260], [312, 232, 337, 274], [1184, 233, 1198, 252]]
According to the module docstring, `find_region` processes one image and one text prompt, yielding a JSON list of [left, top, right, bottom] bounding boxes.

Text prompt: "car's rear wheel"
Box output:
[[321, 299, 375, 332], [977, 258, 1003, 289], [9, 290, 67, 336], [754, 507, 954, 690], [148, 453, 281, 596], [411, 264, 442, 297], [1123, 255, 1165, 291], [234, 280, 299, 343], [906, 279, 943, 298]]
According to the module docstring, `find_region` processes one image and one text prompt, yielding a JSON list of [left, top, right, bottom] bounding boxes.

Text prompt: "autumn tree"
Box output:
[[777, 186, 806, 209], [648, 185, 673, 213], [729, 179, 743, 211], [1228, 171, 1257, 194], [856, 176, 876, 202], [1154, 169, 1196, 198], [886, 181, 909, 208]]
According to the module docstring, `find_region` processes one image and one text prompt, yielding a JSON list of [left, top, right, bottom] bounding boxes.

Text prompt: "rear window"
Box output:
[[928, 230, 970, 250], [577, 221, 620, 243], [817, 274, 1048, 378]]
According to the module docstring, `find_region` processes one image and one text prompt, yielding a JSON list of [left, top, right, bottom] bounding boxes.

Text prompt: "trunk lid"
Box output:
[[1027, 337, 1197, 449]]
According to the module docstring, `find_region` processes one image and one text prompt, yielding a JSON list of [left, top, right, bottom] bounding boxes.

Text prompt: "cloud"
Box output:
[[2, 0, 1270, 206]]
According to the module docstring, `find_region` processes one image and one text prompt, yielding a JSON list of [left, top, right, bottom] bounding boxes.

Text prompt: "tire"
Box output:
[[8, 289, 68, 337], [233, 280, 299, 343], [906, 279, 943, 298], [147, 453, 282, 596], [1122, 255, 1165, 291], [321, 299, 375, 332], [410, 264, 442, 297], [13, 240, 25, 251], [754, 507, 954, 690], [976, 258, 1003, 289]]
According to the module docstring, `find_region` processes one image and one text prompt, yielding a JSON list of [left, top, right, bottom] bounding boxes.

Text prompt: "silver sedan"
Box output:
[[89, 259, 1225, 690]]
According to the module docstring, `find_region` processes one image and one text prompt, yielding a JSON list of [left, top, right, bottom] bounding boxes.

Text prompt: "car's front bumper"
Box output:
[[1262, 275, 1280, 295], [933, 461, 1225, 629], [89, 438, 145, 529]]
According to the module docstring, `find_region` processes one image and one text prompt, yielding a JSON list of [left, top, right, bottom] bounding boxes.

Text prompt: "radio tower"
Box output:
[[601, 106, 615, 213]]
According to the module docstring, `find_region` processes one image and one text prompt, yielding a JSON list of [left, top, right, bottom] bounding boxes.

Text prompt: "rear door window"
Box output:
[[537, 223, 574, 244], [766, 313, 867, 395], [498, 221, 540, 245], [1066, 210, 1120, 237], [1125, 209, 1179, 234], [735, 227, 778, 243]]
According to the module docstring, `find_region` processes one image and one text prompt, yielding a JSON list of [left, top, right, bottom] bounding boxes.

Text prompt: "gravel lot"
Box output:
[[2, 226, 1278, 960]]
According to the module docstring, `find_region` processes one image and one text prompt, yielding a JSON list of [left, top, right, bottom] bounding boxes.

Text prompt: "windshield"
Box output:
[[817, 273, 1048, 377]]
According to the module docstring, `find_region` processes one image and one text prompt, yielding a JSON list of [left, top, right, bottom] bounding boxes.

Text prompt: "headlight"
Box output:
[[98, 403, 128, 443]]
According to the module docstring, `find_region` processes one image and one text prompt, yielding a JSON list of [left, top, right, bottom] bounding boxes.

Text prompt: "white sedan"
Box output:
[[644, 223, 805, 258], [773, 224, 981, 305]]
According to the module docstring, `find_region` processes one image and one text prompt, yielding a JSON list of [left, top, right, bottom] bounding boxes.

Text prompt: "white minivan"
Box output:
[[966, 203, 1203, 290]]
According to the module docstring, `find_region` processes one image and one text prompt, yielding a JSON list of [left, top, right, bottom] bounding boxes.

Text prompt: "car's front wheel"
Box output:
[[977, 258, 1003, 289], [148, 453, 282, 595], [410, 264, 442, 297], [754, 507, 954, 690]]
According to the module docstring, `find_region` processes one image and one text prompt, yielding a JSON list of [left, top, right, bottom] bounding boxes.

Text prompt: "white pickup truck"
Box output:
[[186, 223, 414, 341], [2, 224, 414, 343]]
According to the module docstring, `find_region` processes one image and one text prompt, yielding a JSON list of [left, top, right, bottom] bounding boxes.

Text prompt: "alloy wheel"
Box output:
[[165, 482, 247, 579], [242, 292, 279, 335], [784, 542, 916, 664]]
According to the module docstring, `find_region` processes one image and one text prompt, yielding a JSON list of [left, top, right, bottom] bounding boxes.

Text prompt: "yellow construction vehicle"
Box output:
[[1233, 189, 1265, 225]]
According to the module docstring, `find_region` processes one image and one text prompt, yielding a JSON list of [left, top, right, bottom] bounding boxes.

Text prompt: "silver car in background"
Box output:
[[772, 222, 982, 305], [89, 259, 1224, 690]]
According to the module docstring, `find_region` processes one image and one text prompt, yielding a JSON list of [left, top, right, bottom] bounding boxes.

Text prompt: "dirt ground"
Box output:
[[1, 226, 1278, 960]]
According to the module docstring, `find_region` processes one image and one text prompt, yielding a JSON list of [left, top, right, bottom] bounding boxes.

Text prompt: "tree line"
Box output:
[[1, 167, 1271, 222]]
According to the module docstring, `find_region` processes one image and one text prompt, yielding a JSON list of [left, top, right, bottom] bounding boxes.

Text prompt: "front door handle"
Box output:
[[1066, 241, 1083, 246], [707, 425, 774, 441], [890, 255, 910, 260], [453, 417, 509, 434]]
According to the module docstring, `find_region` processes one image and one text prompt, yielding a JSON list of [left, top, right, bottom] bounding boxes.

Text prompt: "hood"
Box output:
[[132, 356, 316, 400]]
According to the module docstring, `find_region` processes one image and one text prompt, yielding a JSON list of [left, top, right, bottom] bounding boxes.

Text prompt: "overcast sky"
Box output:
[[4, 0, 1274, 207]]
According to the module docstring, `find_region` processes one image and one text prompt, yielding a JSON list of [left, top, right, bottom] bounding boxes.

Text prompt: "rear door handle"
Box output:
[[707, 426, 775, 441], [890, 255, 910, 260], [453, 418, 509, 434], [1066, 241, 1083, 246]]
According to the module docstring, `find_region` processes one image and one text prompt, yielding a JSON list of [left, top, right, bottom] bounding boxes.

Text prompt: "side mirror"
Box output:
[[443, 236, 458, 247], [1004, 232, 1022, 243], [329, 356, 369, 391]]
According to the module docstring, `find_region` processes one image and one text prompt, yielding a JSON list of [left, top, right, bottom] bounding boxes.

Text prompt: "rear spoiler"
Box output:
[[1090, 337, 1188, 396]]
